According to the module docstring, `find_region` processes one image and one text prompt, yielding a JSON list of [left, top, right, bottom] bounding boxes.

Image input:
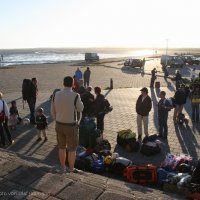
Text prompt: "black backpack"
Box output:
[[22, 79, 32, 101], [104, 99, 113, 114]]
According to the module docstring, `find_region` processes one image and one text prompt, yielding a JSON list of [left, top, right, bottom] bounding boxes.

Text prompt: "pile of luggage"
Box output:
[[117, 130, 162, 156], [157, 154, 200, 199]]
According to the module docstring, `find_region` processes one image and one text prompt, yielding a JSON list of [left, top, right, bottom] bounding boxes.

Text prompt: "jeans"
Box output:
[[158, 115, 168, 138], [96, 113, 105, 133], [27, 98, 36, 123], [84, 79, 90, 88], [137, 114, 149, 136], [192, 104, 199, 122]]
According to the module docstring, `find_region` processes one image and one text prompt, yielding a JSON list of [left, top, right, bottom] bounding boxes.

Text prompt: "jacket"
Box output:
[[136, 95, 152, 116], [174, 89, 187, 105], [36, 114, 47, 130]]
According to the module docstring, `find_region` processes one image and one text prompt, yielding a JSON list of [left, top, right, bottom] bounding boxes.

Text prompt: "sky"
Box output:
[[0, 0, 200, 49]]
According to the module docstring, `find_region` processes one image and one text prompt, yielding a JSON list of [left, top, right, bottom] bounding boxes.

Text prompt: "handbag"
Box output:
[[0, 101, 5, 123]]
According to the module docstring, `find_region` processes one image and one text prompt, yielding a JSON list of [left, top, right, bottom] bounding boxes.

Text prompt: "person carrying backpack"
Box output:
[[22, 78, 38, 124], [93, 87, 106, 134], [157, 91, 172, 140]]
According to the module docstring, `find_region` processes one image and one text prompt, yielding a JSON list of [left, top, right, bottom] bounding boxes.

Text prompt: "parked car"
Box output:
[[85, 53, 99, 62], [160, 55, 184, 68], [124, 59, 145, 68], [181, 55, 200, 65]]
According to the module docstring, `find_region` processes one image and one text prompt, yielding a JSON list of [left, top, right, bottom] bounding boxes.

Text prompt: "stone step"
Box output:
[[0, 149, 185, 200]]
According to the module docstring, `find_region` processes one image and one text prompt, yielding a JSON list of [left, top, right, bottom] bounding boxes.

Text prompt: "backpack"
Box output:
[[22, 79, 32, 101], [177, 113, 185, 124], [117, 129, 139, 152], [163, 98, 174, 111], [110, 157, 132, 176], [104, 99, 113, 114], [140, 142, 161, 156], [123, 164, 157, 185]]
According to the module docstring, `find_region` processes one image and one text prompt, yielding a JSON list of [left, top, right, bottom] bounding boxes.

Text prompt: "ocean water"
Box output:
[[0, 49, 156, 67]]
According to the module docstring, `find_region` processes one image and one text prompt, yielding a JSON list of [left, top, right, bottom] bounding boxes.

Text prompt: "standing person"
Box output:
[[93, 87, 106, 134], [157, 91, 171, 139], [81, 86, 94, 119], [175, 70, 182, 90], [27, 78, 38, 124], [9, 100, 20, 130], [83, 67, 91, 87], [189, 87, 200, 123], [35, 108, 48, 142], [0, 92, 14, 147], [136, 87, 152, 140], [51, 76, 84, 173], [190, 68, 197, 81], [173, 84, 187, 124], [150, 68, 157, 87], [75, 67, 83, 85]]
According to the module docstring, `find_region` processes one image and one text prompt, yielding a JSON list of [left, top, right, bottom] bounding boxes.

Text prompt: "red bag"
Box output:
[[0, 101, 5, 123], [123, 164, 157, 185]]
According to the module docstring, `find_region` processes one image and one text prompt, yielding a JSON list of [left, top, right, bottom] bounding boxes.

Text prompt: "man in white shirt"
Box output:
[[51, 76, 84, 173]]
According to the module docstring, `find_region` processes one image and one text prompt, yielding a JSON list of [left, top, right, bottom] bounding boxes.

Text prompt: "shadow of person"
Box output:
[[174, 123, 199, 162]]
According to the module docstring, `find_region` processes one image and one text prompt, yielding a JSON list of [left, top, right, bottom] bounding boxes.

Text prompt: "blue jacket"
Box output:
[[75, 70, 83, 80]]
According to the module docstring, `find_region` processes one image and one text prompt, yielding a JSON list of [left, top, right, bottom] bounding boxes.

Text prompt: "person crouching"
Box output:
[[36, 108, 48, 142]]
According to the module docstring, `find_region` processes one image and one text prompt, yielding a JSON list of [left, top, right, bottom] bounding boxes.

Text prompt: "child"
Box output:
[[35, 107, 48, 142], [9, 100, 21, 130]]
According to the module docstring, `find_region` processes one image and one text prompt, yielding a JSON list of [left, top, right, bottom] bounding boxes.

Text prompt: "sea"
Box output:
[[0, 48, 157, 67]]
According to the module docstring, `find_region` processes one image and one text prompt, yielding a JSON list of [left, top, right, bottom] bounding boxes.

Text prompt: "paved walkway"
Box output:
[[0, 59, 200, 199]]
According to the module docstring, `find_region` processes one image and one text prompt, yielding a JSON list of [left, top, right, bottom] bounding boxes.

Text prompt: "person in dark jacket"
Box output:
[[150, 68, 157, 87], [157, 91, 172, 139], [81, 86, 94, 119], [35, 107, 48, 142], [83, 67, 91, 88], [136, 87, 152, 140], [93, 87, 105, 133], [27, 78, 38, 124], [173, 85, 187, 123], [175, 70, 182, 90]]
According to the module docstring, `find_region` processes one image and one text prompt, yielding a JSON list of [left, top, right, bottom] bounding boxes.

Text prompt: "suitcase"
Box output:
[[155, 81, 160, 88], [79, 118, 97, 148], [123, 164, 157, 185]]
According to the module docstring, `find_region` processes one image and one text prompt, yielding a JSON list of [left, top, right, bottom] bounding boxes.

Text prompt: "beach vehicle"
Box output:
[[85, 53, 99, 62], [181, 55, 200, 65], [160, 55, 184, 68], [124, 59, 145, 68]]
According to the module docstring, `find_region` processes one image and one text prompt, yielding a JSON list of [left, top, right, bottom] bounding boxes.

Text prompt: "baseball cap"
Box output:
[[140, 87, 148, 93]]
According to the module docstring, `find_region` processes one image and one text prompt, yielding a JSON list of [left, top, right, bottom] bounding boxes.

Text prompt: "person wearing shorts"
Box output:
[[51, 76, 84, 173]]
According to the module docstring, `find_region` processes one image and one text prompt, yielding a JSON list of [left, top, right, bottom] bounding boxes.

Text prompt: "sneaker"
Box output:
[[137, 135, 142, 141], [44, 137, 48, 142], [36, 137, 42, 142], [70, 168, 84, 174], [55, 166, 70, 174]]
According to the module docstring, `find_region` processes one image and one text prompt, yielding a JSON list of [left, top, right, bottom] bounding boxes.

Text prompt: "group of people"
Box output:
[[138, 68, 200, 143], [51, 75, 109, 173]]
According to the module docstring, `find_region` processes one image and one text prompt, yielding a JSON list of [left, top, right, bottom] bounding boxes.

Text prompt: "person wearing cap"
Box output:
[[35, 107, 48, 142], [136, 87, 152, 140], [51, 76, 84, 174], [83, 67, 91, 88], [150, 68, 157, 87], [173, 84, 188, 124]]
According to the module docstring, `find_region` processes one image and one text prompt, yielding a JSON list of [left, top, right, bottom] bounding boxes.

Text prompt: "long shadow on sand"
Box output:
[[174, 123, 199, 162], [7, 99, 54, 156]]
